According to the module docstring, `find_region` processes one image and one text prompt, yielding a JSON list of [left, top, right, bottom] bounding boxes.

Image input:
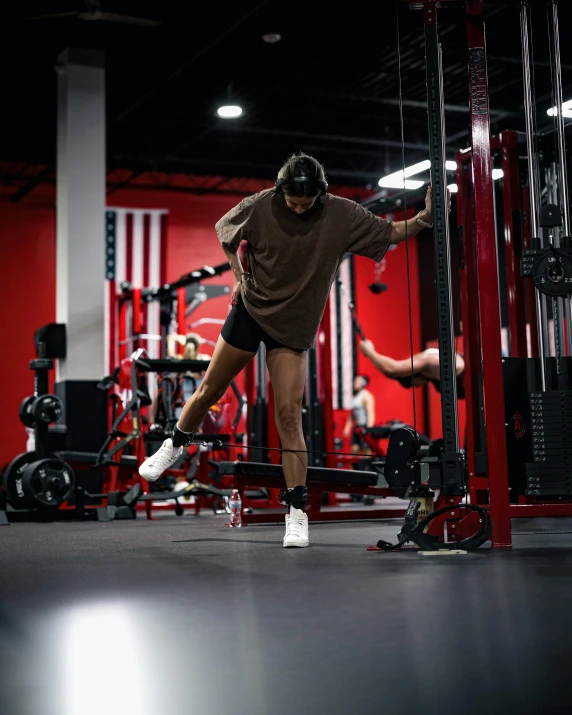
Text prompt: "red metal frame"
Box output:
[[243, 359, 256, 462], [176, 286, 186, 355], [457, 153, 484, 506], [465, 0, 512, 548], [320, 299, 336, 468]]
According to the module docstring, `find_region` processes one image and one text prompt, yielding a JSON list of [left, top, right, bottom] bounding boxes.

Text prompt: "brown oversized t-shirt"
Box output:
[[215, 189, 392, 349]]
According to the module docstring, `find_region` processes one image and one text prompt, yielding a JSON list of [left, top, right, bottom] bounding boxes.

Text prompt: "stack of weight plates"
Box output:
[[526, 391, 572, 496]]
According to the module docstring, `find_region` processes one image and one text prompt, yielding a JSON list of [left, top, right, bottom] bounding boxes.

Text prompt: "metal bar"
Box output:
[[521, 186, 540, 357], [466, 0, 512, 548], [500, 131, 528, 357], [132, 288, 142, 353], [456, 156, 480, 499], [510, 503, 572, 517], [521, 0, 548, 388], [545, 164, 565, 365], [423, 9, 462, 485], [306, 347, 324, 468], [224, 126, 430, 152], [118, 300, 128, 362], [320, 302, 336, 469], [548, 1, 571, 236], [547, 0, 572, 356]]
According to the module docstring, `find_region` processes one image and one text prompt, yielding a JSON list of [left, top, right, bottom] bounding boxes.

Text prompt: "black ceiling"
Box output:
[[2, 0, 572, 196]]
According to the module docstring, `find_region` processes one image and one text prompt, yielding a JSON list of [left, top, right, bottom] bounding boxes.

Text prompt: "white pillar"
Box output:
[[56, 48, 105, 380]]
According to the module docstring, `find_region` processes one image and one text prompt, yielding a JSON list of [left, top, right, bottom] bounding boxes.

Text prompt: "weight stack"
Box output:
[[525, 390, 572, 497], [503, 357, 572, 498]]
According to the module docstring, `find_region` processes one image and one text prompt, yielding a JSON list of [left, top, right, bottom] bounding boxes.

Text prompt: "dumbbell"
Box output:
[[18, 394, 63, 428]]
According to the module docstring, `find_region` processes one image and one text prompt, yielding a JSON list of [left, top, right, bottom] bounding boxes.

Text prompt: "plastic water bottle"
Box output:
[[229, 489, 242, 528]]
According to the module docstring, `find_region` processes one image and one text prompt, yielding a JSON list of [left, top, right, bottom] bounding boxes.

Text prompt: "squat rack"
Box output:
[[405, 0, 572, 547]]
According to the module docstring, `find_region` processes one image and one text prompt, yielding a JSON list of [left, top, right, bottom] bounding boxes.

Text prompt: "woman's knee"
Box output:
[[195, 380, 226, 409], [276, 403, 302, 437]]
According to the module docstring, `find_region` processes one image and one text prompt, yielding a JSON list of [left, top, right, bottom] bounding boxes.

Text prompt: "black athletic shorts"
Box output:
[[352, 428, 368, 447], [221, 295, 304, 353]]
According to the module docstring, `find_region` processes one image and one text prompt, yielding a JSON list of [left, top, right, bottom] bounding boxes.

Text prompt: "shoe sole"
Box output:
[[139, 454, 182, 482], [283, 541, 310, 548], [138, 468, 161, 482]]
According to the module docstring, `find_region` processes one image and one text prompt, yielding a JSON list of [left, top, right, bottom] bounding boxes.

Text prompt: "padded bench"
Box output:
[[213, 461, 405, 524]]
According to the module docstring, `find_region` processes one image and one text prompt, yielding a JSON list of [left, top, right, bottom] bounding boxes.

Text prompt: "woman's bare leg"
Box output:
[[266, 347, 308, 488], [177, 336, 255, 432]]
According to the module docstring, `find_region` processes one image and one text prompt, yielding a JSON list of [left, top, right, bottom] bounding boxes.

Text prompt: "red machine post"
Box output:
[[465, 0, 511, 547]]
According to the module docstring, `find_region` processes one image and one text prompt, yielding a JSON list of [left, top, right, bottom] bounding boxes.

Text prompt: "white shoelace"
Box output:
[[149, 442, 180, 470]]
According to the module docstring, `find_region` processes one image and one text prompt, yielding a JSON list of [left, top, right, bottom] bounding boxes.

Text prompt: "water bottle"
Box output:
[[229, 489, 242, 528]]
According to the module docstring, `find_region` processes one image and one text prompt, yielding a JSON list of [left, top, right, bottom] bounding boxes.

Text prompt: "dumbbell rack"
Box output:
[[526, 391, 572, 496]]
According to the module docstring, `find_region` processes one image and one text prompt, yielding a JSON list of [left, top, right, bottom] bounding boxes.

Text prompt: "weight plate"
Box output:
[[33, 395, 63, 424], [21, 458, 74, 509], [532, 251, 572, 297], [2, 452, 37, 509], [18, 396, 36, 428]]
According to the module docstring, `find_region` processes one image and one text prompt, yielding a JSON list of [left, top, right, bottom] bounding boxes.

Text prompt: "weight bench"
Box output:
[[214, 461, 406, 524]]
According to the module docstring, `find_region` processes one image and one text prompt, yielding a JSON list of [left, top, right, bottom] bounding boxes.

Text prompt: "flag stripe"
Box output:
[[160, 213, 168, 286], [329, 255, 356, 410], [132, 212, 144, 288], [149, 213, 161, 289], [143, 214, 151, 288], [105, 208, 168, 375], [125, 213, 133, 284], [115, 210, 127, 287]]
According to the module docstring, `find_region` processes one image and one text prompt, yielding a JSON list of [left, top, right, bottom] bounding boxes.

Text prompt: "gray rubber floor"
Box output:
[[1, 511, 571, 715]]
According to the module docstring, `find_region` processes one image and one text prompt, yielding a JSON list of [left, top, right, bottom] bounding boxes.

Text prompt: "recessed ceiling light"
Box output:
[[217, 105, 243, 118], [262, 33, 281, 43]]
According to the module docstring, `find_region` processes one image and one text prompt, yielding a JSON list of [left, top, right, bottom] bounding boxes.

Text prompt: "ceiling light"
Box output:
[[448, 183, 458, 193], [378, 159, 455, 190], [262, 33, 281, 43], [217, 105, 242, 118], [547, 99, 572, 117], [378, 161, 429, 189]]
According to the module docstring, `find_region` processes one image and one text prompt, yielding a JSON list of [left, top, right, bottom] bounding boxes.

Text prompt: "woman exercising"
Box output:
[[140, 153, 437, 548], [359, 341, 465, 398]]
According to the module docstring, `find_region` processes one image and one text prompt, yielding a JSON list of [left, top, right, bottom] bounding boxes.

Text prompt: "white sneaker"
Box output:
[[139, 438, 183, 482], [283, 507, 309, 548]]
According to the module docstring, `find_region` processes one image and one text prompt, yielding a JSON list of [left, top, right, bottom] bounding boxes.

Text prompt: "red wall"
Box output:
[[0, 184, 245, 466], [335, 235, 426, 451], [1, 186, 57, 465]]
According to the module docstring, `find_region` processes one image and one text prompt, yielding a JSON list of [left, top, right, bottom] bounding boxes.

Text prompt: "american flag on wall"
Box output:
[[329, 255, 357, 410], [104, 208, 168, 375]]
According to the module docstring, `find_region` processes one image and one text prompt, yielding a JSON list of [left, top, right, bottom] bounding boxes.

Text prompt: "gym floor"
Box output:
[[1, 513, 571, 715]]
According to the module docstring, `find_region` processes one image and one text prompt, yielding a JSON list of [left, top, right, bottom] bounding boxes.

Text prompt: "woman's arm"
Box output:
[[343, 413, 354, 438], [390, 186, 451, 245], [360, 340, 427, 378]]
